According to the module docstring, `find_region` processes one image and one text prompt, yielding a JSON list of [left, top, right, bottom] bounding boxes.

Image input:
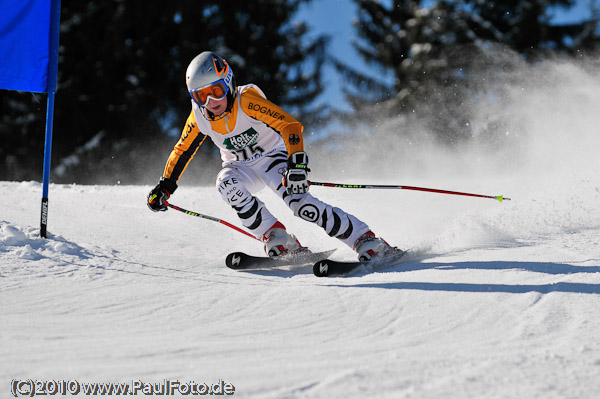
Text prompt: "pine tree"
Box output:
[[336, 0, 600, 141], [465, 0, 600, 56]]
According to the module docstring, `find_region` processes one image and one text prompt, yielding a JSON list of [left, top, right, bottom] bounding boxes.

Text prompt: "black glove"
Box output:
[[147, 178, 177, 212], [283, 151, 310, 195]]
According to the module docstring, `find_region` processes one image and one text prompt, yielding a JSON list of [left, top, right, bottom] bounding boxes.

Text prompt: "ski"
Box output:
[[313, 251, 407, 277], [226, 249, 335, 270]]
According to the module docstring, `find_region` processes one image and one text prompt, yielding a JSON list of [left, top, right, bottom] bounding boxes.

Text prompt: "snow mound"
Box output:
[[0, 220, 103, 281], [0, 221, 90, 260]]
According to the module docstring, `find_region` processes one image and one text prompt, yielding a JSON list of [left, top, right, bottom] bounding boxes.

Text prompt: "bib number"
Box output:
[[232, 143, 265, 161]]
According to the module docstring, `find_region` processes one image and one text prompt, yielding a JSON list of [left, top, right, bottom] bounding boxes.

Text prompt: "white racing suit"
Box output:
[[162, 83, 370, 246]]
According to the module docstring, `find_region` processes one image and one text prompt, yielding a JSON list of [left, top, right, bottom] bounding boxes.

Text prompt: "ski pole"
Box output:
[[166, 202, 261, 241], [309, 181, 511, 202]]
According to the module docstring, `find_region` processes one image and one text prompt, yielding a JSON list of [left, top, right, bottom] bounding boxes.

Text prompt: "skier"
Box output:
[[147, 51, 402, 260]]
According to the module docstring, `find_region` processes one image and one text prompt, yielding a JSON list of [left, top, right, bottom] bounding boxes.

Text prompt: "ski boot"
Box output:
[[353, 231, 404, 261], [262, 222, 304, 257]]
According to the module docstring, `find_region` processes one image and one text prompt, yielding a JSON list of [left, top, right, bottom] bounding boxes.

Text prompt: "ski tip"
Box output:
[[313, 261, 330, 277], [225, 252, 247, 269]]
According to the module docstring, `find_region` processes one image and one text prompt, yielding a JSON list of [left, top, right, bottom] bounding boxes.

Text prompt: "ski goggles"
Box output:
[[190, 80, 229, 107]]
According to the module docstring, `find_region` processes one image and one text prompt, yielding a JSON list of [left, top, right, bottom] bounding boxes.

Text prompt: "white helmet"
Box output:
[[186, 51, 236, 112]]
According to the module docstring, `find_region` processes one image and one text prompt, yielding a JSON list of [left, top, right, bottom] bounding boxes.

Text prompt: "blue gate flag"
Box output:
[[0, 0, 61, 238], [0, 0, 54, 93]]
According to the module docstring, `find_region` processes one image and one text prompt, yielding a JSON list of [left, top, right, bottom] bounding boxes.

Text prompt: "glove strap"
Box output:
[[288, 151, 310, 171]]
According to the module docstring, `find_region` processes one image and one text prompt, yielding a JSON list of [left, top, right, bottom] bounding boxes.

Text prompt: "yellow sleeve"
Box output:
[[163, 110, 207, 182], [240, 87, 304, 156]]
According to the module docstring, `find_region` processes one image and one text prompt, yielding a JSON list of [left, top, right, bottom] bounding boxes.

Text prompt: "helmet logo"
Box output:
[[212, 56, 228, 76], [223, 67, 233, 86]]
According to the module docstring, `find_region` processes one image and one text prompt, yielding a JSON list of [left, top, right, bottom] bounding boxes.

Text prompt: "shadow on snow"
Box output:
[[244, 258, 600, 295]]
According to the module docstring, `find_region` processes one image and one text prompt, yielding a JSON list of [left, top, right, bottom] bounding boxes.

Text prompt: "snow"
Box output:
[[2, 59, 600, 398]]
